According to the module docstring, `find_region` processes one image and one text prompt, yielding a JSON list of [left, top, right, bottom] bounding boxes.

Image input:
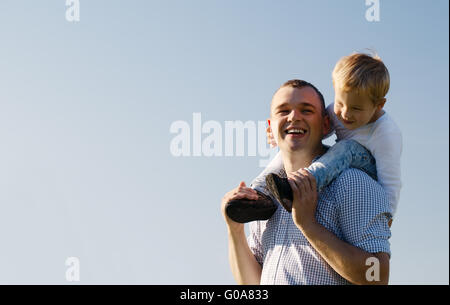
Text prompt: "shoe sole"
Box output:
[[225, 192, 277, 223], [266, 173, 293, 213]]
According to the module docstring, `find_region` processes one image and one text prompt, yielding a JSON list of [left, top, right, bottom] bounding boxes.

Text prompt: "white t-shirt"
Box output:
[[327, 103, 402, 216]]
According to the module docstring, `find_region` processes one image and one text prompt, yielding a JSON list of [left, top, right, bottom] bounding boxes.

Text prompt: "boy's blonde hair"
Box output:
[[332, 52, 390, 104]]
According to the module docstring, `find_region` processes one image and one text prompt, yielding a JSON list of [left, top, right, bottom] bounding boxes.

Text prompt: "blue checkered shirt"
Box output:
[[247, 168, 392, 285]]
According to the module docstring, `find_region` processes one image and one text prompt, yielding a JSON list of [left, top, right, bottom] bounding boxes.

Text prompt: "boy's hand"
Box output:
[[287, 169, 318, 231], [221, 181, 258, 233], [266, 126, 277, 148]]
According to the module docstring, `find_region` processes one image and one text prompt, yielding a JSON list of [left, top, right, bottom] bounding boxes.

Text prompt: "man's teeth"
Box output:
[[286, 129, 306, 134]]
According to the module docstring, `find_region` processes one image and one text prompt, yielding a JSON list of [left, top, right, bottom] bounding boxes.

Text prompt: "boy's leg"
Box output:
[[225, 151, 283, 223], [308, 139, 377, 193], [249, 151, 284, 194], [266, 140, 377, 212]]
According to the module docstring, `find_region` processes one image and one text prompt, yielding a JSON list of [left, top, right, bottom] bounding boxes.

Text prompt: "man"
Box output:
[[220, 80, 392, 285]]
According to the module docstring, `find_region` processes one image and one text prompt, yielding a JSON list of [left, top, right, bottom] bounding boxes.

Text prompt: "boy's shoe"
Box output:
[[266, 173, 293, 213], [225, 190, 277, 223]]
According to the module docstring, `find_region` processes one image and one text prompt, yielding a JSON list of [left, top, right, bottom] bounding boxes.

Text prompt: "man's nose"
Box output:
[[287, 109, 302, 122]]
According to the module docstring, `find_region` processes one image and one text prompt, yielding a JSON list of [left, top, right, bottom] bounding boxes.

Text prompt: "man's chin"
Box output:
[[280, 141, 307, 152]]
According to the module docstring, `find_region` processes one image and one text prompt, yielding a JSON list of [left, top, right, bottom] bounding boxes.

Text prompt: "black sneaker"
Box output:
[[266, 173, 293, 213], [225, 190, 277, 223]]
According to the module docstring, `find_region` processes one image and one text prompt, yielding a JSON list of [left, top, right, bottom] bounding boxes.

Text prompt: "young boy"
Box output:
[[225, 52, 402, 225]]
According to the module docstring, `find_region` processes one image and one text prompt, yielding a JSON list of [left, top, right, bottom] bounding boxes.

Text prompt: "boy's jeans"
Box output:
[[251, 139, 378, 194]]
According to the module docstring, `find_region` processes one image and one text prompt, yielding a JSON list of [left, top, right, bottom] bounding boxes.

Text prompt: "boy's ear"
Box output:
[[376, 98, 387, 111]]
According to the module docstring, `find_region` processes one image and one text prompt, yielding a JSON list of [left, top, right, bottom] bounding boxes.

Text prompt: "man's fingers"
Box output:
[[287, 178, 299, 199], [299, 169, 317, 192], [298, 169, 313, 191], [287, 173, 301, 199], [291, 172, 308, 195], [229, 187, 258, 201]]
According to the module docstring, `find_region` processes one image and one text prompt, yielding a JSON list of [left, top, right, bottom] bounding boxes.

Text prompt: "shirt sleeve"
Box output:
[[334, 169, 392, 256], [247, 221, 264, 266], [370, 123, 403, 216]]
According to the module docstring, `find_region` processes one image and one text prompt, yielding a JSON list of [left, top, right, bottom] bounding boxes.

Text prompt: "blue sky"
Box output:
[[0, 0, 448, 284]]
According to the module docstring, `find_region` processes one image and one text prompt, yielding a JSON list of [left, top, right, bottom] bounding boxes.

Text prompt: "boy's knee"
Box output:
[[336, 139, 359, 148]]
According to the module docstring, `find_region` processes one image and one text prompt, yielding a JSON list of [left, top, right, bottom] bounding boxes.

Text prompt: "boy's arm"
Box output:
[[371, 127, 402, 216]]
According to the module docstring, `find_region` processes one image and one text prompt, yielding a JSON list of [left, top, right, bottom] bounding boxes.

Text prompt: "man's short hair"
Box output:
[[332, 52, 390, 104], [275, 79, 326, 116]]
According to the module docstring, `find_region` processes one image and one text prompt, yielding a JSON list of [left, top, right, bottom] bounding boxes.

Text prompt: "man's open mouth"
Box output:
[[285, 128, 307, 135]]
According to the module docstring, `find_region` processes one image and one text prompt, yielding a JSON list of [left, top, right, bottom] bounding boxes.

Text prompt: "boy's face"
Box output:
[[333, 86, 384, 130]]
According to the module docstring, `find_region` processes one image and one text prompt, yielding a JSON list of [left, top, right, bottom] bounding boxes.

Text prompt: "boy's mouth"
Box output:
[[341, 117, 355, 125]]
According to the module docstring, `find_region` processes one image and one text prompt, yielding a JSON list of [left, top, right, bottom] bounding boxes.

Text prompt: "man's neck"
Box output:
[[282, 145, 328, 173]]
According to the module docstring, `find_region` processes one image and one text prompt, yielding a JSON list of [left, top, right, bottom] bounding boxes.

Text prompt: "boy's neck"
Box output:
[[369, 109, 386, 124]]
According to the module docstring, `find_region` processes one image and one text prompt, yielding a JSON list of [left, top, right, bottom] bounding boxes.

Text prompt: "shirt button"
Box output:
[[282, 220, 286, 225]]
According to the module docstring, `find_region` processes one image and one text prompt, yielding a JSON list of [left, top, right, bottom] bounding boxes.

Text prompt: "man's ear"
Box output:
[[267, 119, 272, 131], [322, 115, 331, 137]]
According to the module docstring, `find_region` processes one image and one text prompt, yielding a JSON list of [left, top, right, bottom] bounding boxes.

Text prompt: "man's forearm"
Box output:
[[228, 229, 262, 285], [298, 221, 389, 285]]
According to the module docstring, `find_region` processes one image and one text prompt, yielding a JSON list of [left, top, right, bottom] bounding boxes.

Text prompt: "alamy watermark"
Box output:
[[365, 0, 380, 22], [66, 0, 80, 22], [169, 113, 277, 167], [65, 257, 80, 282], [365, 256, 380, 282]]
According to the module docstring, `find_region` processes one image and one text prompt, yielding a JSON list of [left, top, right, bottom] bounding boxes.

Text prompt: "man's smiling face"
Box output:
[[269, 86, 328, 153]]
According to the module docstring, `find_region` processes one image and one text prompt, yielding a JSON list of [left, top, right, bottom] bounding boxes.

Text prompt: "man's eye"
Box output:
[[278, 110, 289, 114], [302, 109, 313, 113]]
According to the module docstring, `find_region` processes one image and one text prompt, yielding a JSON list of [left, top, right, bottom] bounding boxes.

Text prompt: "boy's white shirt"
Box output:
[[326, 103, 402, 215], [256, 103, 402, 216]]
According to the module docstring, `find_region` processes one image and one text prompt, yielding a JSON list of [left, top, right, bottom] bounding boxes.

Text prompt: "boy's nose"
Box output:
[[341, 108, 351, 120]]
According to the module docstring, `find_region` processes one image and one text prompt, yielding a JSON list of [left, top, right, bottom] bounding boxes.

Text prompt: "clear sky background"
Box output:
[[0, 0, 448, 284]]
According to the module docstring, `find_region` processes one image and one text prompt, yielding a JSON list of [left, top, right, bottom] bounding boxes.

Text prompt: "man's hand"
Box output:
[[221, 181, 258, 233], [221, 182, 263, 284], [287, 169, 318, 231]]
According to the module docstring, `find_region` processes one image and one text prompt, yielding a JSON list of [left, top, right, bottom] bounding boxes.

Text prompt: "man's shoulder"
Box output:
[[330, 168, 385, 195], [327, 168, 390, 211]]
